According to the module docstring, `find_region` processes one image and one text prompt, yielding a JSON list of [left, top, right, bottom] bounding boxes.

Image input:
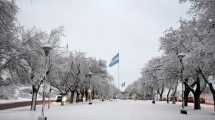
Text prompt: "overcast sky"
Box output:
[[16, 0, 190, 89]]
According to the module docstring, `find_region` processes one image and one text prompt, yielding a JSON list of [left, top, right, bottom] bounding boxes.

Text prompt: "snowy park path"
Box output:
[[0, 100, 214, 120]]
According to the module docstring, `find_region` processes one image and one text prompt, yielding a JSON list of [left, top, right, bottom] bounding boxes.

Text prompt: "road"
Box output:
[[0, 100, 214, 120]]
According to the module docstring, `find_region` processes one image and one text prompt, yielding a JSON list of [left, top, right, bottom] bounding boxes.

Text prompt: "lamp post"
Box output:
[[178, 53, 187, 114], [86, 71, 93, 105], [38, 45, 52, 120], [208, 18, 215, 33]]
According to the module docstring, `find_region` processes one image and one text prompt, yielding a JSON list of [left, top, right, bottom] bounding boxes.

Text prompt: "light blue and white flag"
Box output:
[[109, 53, 119, 67]]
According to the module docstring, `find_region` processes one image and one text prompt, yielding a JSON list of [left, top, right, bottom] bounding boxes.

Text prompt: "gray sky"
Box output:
[[16, 0, 190, 89]]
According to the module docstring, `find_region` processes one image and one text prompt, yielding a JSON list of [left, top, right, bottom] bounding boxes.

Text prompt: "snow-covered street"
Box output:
[[0, 100, 214, 120]]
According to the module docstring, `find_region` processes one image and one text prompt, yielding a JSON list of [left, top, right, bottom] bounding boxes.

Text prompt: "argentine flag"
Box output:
[[109, 53, 119, 67]]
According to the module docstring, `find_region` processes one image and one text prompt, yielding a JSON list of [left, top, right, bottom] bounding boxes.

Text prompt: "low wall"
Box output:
[[0, 100, 55, 110]]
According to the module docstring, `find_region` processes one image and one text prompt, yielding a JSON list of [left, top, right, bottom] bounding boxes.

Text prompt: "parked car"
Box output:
[[56, 95, 62, 102]]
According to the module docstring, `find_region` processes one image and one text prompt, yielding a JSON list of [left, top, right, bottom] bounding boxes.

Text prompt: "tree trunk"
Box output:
[[184, 78, 196, 107], [184, 82, 201, 110], [194, 93, 201, 110], [184, 79, 190, 106], [85, 89, 88, 101], [184, 90, 189, 107], [159, 87, 164, 101], [167, 88, 171, 104], [184, 78, 190, 106], [70, 90, 74, 103], [193, 75, 201, 110], [172, 85, 177, 104], [30, 85, 35, 110], [183, 71, 205, 110], [30, 85, 39, 111]]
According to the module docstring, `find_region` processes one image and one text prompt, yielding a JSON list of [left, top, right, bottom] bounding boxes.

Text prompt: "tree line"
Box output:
[[126, 0, 215, 111], [0, 0, 118, 111]]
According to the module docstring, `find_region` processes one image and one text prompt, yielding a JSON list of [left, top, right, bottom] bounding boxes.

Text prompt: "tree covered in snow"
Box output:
[[48, 51, 114, 103], [126, 0, 215, 111], [0, 0, 115, 111]]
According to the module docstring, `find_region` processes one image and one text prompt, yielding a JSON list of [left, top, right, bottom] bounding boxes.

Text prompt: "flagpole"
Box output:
[[117, 61, 119, 91], [109, 52, 120, 96], [118, 50, 120, 91]]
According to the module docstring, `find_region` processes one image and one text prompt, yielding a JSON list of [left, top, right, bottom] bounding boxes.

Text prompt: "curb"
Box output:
[[0, 100, 55, 110]]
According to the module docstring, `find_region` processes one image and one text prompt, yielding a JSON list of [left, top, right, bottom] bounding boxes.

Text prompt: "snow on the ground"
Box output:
[[0, 84, 58, 104], [0, 99, 30, 104], [0, 100, 214, 120]]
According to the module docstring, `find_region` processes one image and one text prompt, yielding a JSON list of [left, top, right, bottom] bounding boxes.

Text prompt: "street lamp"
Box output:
[[43, 45, 52, 109], [86, 71, 93, 105], [178, 53, 187, 115], [38, 45, 52, 120], [208, 18, 215, 33]]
